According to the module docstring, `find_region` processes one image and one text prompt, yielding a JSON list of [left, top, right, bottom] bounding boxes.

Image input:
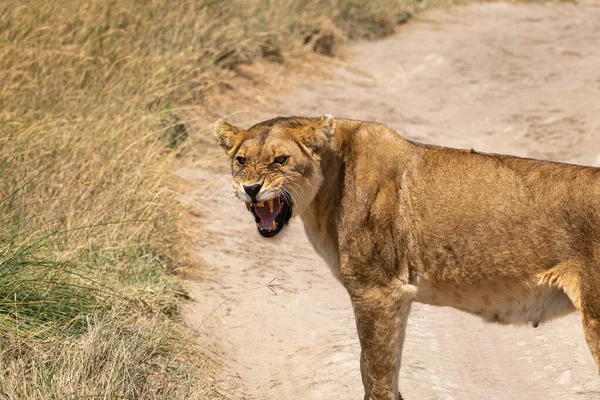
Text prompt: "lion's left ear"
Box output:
[[300, 114, 336, 152], [214, 119, 245, 156]]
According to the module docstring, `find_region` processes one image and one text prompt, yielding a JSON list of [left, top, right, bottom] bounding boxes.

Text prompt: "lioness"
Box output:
[[215, 115, 600, 400]]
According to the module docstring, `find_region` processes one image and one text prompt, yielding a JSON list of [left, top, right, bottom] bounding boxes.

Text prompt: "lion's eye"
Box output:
[[236, 156, 247, 165], [274, 156, 288, 165]]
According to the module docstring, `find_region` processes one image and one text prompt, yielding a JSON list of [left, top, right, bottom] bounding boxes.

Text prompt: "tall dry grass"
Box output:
[[0, 0, 431, 398]]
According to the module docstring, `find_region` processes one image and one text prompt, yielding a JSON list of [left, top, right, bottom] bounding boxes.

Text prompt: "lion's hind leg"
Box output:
[[540, 259, 600, 374], [538, 260, 582, 310], [578, 261, 600, 374]]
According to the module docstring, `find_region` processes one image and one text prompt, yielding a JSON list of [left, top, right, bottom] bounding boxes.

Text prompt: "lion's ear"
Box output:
[[300, 114, 336, 152], [214, 119, 244, 156]]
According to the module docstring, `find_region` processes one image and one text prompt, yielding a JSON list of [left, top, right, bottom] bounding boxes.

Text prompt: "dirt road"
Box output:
[[183, 2, 600, 399]]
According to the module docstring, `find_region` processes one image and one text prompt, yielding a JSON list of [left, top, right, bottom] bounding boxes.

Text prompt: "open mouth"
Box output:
[[245, 195, 293, 238]]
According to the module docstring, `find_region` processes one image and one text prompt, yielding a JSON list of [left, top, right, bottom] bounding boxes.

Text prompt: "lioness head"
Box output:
[[215, 115, 335, 238]]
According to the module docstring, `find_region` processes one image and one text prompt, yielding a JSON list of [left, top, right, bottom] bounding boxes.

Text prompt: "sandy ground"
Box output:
[[182, 2, 600, 399]]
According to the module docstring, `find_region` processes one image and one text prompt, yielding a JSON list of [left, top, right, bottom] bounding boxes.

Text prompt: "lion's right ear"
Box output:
[[214, 119, 244, 156], [298, 114, 336, 153]]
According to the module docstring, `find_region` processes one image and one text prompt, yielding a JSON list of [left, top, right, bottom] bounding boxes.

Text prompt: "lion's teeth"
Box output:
[[257, 222, 263, 229], [270, 221, 277, 230], [267, 199, 274, 213], [257, 201, 264, 207], [245, 202, 252, 211]]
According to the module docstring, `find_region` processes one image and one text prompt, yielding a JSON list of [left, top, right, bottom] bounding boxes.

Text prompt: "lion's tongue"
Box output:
[[254, 198, 282, 227]]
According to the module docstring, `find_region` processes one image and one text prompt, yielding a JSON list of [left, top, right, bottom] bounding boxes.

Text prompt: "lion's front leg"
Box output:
[[350, 285, 414, 400]]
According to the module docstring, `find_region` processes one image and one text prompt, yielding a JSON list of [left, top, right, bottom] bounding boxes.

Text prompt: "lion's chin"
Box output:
[[244, 195, 293, 238]]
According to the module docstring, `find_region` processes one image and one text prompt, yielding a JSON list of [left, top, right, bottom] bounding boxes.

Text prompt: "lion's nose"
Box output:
[[243, 184, 262, 202]]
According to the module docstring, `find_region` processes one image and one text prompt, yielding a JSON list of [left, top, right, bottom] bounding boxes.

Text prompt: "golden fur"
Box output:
[[216, 116, 600, 400]]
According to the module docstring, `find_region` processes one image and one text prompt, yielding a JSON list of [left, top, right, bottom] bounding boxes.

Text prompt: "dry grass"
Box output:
[[0, 0, 439, 398]]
